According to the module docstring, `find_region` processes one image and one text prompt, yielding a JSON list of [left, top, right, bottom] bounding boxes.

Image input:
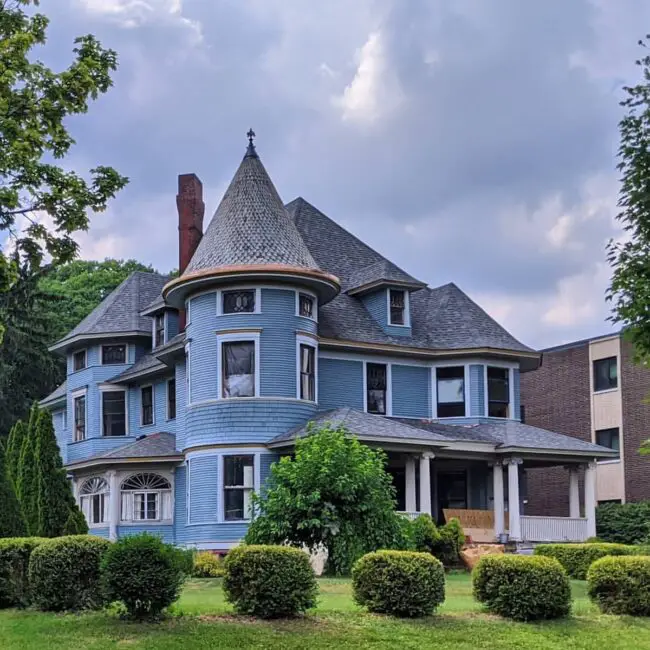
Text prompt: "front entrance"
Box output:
[[436, 470, 468, 524]]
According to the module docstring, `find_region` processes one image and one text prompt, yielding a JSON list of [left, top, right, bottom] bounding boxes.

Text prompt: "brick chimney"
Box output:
[[177, 173, 204, 330]]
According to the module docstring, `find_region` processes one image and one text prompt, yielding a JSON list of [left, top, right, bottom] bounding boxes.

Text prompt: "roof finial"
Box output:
[[245, 128, 258, 158]]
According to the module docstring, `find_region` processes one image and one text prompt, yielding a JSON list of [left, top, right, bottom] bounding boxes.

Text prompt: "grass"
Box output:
[[1, 574, 649, 649]]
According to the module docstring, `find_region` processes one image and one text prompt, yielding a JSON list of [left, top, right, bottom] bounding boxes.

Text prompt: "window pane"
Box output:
[[300, 345, 315, 401], [103, 392, 126, 436], [223, 342, 255, 397], [437, 367, 465, 408], [102, 345, 126, 364], [146, 493, 158, 520], [74, 395, 86, 441], [367, 363, 387, 415], [224, 455, 254, 487], [594, 357, 618, 391], [488, 402, 509, 418], [92, 495, 102, 524], [389, 290, 405, 325], [167, 379, 176, 419], [154, 315, 165, 348], [223, 290, 255, 314], [299, 294, 314, 318], [73, 350, 86, 371], [437, 402, 465, 418], [487, 367, 509, 402], [141, 386, 153, 425], [596, 428, 620, 456], [224, 489, 244, 521]]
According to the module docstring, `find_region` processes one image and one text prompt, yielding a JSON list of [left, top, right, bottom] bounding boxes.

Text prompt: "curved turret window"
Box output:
[[80, 477, 109, 526], [120, 473, 172, 522]]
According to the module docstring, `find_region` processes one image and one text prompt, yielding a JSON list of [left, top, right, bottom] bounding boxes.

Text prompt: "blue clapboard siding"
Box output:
[[318, 358, 363, 410], [117, 526, 174, 543], [469, 364, 485, 416], [167, 311, 179, 340], [186, 292, 218, 402], [260, 453, 278, 487], [188, 455, 219, 523], [513, 368, 521, 420], [392, 365, 430, 417], [88, 527, 110, 539], [67, 436, 137, 462], [175, 361, 187, 450], [185, 400, 315, 449], [128, 378, 177, 437], [52, 408, 67, 463]]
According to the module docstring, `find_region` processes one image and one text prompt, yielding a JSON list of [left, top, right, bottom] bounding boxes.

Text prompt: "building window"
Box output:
[[80, 477, 109, 526], [73, 394, 86, 442], [223, 290, 255, 314], [367, 363, 387, 415], [167, 378, 176, 420], [102, 391, 126, 436], [120, 473, 172, 522], [222, 341, 255, 398], [298, 293, 314, 319], [596, 427, 620, 458], [389, 289, 406, 325], [73, 350, 86, 371], [141, 386, 154, 426], [487, 367, 510, 418], [520, 404, 526, 423], [436, 367, 465, 417], [102, 344, 126, 365], [593, 357, 618, 392], [299, 344, 315, 401], [154, 314, 165, 348], [224, 455, 254, 521]]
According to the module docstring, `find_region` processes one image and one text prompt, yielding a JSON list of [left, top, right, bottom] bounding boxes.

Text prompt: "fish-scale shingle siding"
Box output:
[[392, 365, 430, 418]]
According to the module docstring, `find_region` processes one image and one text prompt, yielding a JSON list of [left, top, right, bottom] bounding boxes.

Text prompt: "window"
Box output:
[[223, 455, 254, 521], [487, 367, 510, 418], [436, 367, 465, 417], [596, 428, 620, 458], [120, 473, 172, 522], [73, 350, 86, 371], [141, 386, 154, 426], [80, 477, 109, 526], [299, 344, 315, 401], [154, 313, 165, 348], [593, 357, 618, 392], [223, 290, 255, 314], [102, 390, 126, 436], [167, 378, 176, 420], [389, 289, 406, 325], [367, 363, 387, 415], [73, 394, 86, 442], [298, 293, 314, 319], [222, 341, 255, 397], [102, 344, 126, 365], [520, 404, 526, 424]]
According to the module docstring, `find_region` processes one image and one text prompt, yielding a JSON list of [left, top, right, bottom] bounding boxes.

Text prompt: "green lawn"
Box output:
[[1, 574, 649, 649]]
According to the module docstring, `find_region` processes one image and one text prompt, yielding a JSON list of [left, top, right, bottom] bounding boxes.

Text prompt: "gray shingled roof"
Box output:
[[52, 272, 169, 349], [67, 433, 180, 465], [183, 145, 320, 276], [40, 380, 67, 406], [109, 352, 167, 383], [345, 259, 426, 293], [140, 293, 165, 315]]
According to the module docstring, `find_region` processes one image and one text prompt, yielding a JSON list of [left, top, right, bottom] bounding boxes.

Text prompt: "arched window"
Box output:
[[120, 473, 172, 522], [80, 477, 109, 526]]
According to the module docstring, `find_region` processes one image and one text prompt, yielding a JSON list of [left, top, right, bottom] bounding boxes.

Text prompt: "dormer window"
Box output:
[[154, 314, 165, 348], [389, 289, 406, 326], [298, 293, 314, 319], [223, 290, 255, 314]]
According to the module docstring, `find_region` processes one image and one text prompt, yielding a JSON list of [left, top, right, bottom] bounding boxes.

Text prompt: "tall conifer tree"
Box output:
[[5, 420, 26, 490], [0, 441, 26, 537]]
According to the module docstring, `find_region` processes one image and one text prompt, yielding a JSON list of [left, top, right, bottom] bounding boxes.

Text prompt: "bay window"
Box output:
[[73, 393, 86, 442], [80, 477, 109, 526], [367, 363, 387, 415], [487, 367, 510, 418], [436, 366, 465, 417], [120, 473, 172, 522], [222, 341, 256, 398], [223, 455, 254, 521], [102, 390, 126, 436], [299, 344, 316, 401]]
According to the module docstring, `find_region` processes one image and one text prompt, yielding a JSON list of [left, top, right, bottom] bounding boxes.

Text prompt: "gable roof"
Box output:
[[40, 380, 67, 407], [50, 272, 169, 352]]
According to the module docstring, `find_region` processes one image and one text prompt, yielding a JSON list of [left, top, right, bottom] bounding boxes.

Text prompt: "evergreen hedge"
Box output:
[[596, 501, 650, 545], [587, 555, 650, 616], [0, 537, 46, 608], [534, 543, 637, 579]]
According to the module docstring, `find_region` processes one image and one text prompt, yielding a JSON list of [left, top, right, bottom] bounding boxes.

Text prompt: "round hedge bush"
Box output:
[[587, 555, 650, 616], [352, 550, 445, 618], [534, 543, 636, 580], [193, 551, 224, 578], [0, 537, 47, 608], [101, 533, 186, 619], [28, 535, 111, 611], [223, 545, 317, 618], [472, 554, 571, 621]]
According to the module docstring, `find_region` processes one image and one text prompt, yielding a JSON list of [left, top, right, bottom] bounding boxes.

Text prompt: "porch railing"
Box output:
[[520, 516, 589, 543], [396, 511, 420, 520]]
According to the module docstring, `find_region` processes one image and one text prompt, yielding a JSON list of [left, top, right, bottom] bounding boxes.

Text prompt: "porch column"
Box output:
[[507, 458, 523, 541], [568, 466, 580, 519], [584, 461, 597, 538], [107, 469, 119, 541], [492, 461, 505, 539], [405, 456, 417, 513], [419, 452, 434, 516]]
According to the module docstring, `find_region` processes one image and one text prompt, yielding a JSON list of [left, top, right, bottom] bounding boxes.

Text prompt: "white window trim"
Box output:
[[100, 343, 129, 366], [166, 377, 176, 421], [99, 385, 129, 437], [362, 360, 392, 416], [140, 384, 155, 427], [152, 312, 168, 349], [119, 471, 174, 524], [79, 477, 110, 528], [71, 388, 87, 443], [185, 342, 192, 406], [296, 334, 318, 402], [431, 362, 470, 419], [295, 289, 318, 322], [186, 298, 192, 326], [216, 287, 262, 316], [217, 331, 261, 399], [72, 348, 88, 372], [386, 288, 411, 328], [484, 365, 515, 420], [219, 452, 261, 524]]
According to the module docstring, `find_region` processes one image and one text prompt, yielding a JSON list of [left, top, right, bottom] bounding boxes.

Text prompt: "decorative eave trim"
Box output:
[[267, 433, 451, 450], [346, 279, 427, 296], [65, 454, 184, 471], [49, 330, 149, 353], [109, 363, 170, 385], [496, 446, 617, 459]]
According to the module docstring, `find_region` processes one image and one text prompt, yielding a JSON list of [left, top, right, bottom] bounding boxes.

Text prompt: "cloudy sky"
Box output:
[[26, 0, 650, 348]]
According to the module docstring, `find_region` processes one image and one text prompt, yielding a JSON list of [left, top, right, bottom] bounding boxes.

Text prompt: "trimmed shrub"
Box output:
[[62, 508, 89, 535], [587, 555, 650, 616], [411, 514, 440, 554], [193, 551, 224, 578], [534, 543, 636, 580], [473, 554, 571, 621], [597, 501, 650, 545], [223, 545, 317, 618], [101, 533, 186, 619], [352, 550, 445, 618], [0, 537, 46, 608], [29, 535, 111, 611], [435, 518, 465, 566], [177, 548, 196, 577]]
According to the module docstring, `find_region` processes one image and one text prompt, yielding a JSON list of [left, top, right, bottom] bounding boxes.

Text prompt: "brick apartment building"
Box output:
[[520, 332, 650, 516]]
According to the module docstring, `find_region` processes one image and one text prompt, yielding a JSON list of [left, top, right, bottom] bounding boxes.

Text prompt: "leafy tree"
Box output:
[[0, 440, 26, 537], [244, 426, 405, 575], [5, 419, 26, 489], [16, 406, 39, 535], [0, 0, 128, 342]]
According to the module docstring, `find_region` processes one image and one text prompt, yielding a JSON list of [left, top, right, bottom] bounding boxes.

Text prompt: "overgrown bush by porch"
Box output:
[[596, 501, 650, 545], [587, 556, 650, 616], [534, 543, 638, 580]]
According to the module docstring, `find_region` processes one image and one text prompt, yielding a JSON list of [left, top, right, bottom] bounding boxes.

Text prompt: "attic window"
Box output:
[[389, 289, 406, 326], [298, 293, 314, 319], [154, 314, 165, 348], [223, 290, 255, 314]]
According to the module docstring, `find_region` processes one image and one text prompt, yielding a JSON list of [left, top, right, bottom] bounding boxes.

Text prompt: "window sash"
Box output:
[[389, 290, 405, 325], [223, 290, 255, 314], [74, 395, 86, 441], [596, 428, 620, 455], [224, 455, 254, 488], [436, 367, 465, 417], [167, 379, 176, 420], [102, 391, 126, 436], [73, 350, 86, 371], [487, 367, 509, 417], [222, 341, 255, 398], [299, 344, 315, 401], [299, 294, 314, 318], [593, 357, 618, 392], [224, 487, 253, 521], [154, 315, 165, 348], [102, 345, 126, 365], [141, 386, 153, 425], [81, 493, 108, 525], [366, 363, 387, 414]]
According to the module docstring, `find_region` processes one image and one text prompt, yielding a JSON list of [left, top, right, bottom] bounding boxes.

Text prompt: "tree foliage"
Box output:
[[244, 426, 405, 575], [0, 440, 26, 537], [0, 0, 128, 341], [5, 420, 26, 490], [16, 406, 38, 535]]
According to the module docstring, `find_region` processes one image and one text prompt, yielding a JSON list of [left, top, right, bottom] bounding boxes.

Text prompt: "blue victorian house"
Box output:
[[41, 134, 615, 551]]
